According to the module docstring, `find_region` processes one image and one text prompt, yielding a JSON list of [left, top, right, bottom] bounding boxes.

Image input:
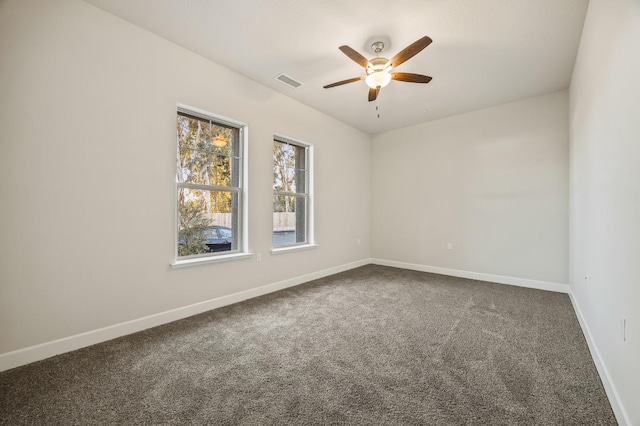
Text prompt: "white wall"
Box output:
[[0, 0, 370, 358], [569, 0, 640, 424], [371, 91, 569, 285]]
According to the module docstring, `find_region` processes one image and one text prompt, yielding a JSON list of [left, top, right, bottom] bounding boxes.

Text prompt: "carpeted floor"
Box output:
[[0, 265, 616, 425]]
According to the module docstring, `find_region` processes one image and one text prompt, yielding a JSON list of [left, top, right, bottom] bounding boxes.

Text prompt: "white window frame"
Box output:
[[272, 133, 316, 254], [172, 105, 250, 268]]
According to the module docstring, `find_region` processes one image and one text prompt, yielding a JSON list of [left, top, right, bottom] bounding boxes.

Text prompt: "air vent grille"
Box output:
[[275, 73, 303, 89]]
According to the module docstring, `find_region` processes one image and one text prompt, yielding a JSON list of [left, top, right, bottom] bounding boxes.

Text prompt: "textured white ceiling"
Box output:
[[84, 0, 588, 135]]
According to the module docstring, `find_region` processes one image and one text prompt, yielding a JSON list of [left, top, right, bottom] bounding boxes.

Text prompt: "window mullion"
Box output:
[[178, 183, 241, 193], [273, 190, 307, 198]]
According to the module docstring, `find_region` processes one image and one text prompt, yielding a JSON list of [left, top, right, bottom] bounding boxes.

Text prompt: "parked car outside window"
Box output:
[[179, 226, 232, 253]]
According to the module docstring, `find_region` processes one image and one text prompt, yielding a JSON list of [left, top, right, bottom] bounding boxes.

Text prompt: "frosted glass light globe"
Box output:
[[365, 70, 392, 89]]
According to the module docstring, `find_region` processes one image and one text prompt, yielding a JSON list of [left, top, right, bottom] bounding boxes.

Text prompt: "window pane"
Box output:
[[178, 187, 236, 257], [177, 114, 237, 151], [272, 195, 306, 247], [177, 115, 208, 150], [177, 114, 240, 186], [177, 148, 234, 187], [273, 141, 305, 193]]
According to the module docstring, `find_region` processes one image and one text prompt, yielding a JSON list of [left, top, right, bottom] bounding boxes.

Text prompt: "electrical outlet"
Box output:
[[256, 253, 262, 262], [447, 243, 453, 250], [357, 239, 361, 245]]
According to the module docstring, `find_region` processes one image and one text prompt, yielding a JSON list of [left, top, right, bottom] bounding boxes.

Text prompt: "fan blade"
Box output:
[[339, 45, 371, 68], [368, 87, 380, 102], [389, 36, 432, 69], [323, 76, 364, 89], [391, 72, 432, 83]]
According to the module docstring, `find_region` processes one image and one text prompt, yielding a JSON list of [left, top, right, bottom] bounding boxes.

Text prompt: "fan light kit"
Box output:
[[364, 42, 392, 89], [324, 36, 433, 102]]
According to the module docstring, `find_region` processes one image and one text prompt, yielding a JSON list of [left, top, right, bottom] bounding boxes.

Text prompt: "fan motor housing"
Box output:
[[367, 57, 390, 75]]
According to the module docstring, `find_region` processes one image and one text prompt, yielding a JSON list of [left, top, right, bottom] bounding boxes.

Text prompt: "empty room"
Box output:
[[0, 0, 638, 424]]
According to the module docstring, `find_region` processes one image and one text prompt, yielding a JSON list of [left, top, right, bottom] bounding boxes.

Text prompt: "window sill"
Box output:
[[171, 252, 253, 268], [271, 243, 318, 255]]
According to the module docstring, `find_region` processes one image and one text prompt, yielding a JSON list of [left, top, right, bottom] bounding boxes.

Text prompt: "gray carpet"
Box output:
[[0, 265, 616, 425]]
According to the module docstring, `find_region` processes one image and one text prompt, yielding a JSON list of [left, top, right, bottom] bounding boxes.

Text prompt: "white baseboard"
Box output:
[[370, 258, 570, 293], [568, 292, 630, 426], [0, 258, 370, 373]]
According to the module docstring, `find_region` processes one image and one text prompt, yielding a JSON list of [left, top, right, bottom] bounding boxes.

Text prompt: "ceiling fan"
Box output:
[[323, 36, 433, 102]]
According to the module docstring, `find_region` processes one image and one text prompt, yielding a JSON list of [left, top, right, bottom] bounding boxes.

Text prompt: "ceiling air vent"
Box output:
[[275, 73, 303, 89]]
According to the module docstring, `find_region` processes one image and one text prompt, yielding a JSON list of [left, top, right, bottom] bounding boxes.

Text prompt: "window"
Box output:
[[273, 136, 312, 248], [176, 106, 245, 260]]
